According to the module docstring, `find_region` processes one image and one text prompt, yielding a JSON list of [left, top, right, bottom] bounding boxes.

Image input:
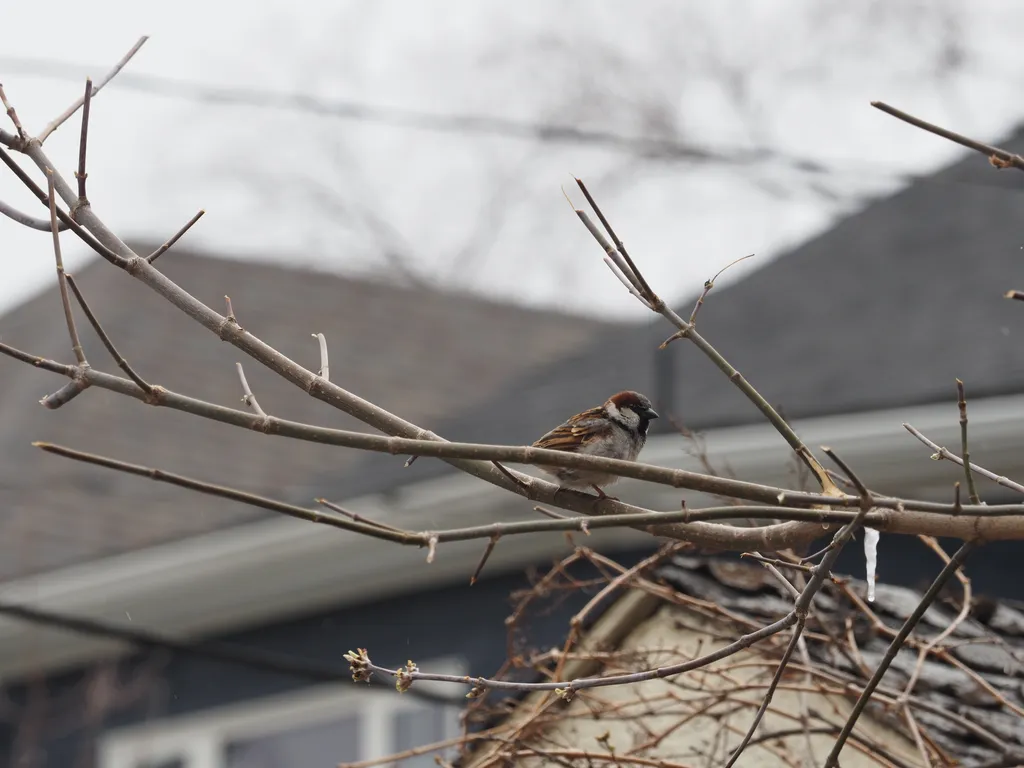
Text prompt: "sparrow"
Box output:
[[531, 391, 659, 499]]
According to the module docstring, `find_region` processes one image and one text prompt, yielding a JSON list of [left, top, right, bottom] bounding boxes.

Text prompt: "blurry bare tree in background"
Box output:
[[199, 0, 970, 296]]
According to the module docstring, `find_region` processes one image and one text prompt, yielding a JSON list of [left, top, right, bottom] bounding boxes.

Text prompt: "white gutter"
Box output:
[[2, 393, 1023, 679]]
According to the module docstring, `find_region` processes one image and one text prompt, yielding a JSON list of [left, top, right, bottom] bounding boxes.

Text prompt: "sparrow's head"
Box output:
[[605, 391, 659, 435]]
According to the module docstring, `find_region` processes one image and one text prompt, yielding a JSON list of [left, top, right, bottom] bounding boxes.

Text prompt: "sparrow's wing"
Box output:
[[532, 407, 613, 452]]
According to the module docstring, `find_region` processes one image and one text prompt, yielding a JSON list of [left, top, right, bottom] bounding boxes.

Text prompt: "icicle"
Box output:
[[864, 528, 880, 602]]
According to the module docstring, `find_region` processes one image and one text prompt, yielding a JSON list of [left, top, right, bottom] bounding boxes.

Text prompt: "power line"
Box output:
[[0, 56, 832, 172], [7, 58, 1019, 201], [0, 600, 460, 705]]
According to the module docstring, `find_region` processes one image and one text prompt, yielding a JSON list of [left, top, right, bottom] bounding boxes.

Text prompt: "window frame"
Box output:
[[97, 657, 463, 768]]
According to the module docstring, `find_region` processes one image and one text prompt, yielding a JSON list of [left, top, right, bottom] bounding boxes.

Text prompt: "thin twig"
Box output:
[[64, 274, 152, 393], [0, 198, 68, 231], [741, 553, 816, 575], [726, 546, 834, 767], [956, 379, 981, 505], [76, 79, 92, 204], [312, 332, 329, 381], [757, 560, 801, 601], [0, 82, 26, 139], [572, 178, 839, 497], [40, 380, 89, 410], [823, 540, 977, 767], [534, 505, 571, 520], [602, 253, 654, 308], [574, 178, 654, 298], [817, 446, 874, 566], [903, 422, 1024, 495], [898, 536, 972, 701], [37, 36, 149, 144], [46, 171, 87, 366], [315, 498, 405, 533], [35, 441, 414, 543], [348, 613, 797, 696], [470, 536, 499, 585], [902, 702, 933, 768], [872, 101, 1024, 172], [337, 729, 502, 768], [568, 189, 651, 309], [146, 210, 205, 263], [794, 634, 819, 767], [713, 486, 874, 766], [798, 541, 835, 564], [689, 253, 754, 326], [821, 446, 871, 503], [1005, 290, 1024, 302], [724, 621, 803, 768], [490, 460, 529, 491], [235, 362, 267, 417], [0, 145, 127, 266]]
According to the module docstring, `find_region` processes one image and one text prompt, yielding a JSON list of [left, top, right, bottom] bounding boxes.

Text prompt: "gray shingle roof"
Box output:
[[655, 554, 1024, 766], [0, 250, 615, 581]]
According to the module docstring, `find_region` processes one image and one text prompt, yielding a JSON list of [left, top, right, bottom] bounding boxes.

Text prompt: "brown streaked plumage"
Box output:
[[532, 390, 658, 499]]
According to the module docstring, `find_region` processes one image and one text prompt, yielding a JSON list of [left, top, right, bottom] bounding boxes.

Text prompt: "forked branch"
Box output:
[[570, 178, 840, 499]]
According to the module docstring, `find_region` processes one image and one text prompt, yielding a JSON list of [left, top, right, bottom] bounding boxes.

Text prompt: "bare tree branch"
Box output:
[[64, 273, 152, 393], [316, 497, 405, 533], [36, 36, 148, 144], [689, 253, 754, 326], [6, 343, 1024, 543], [235, 362, 267, 418], [46, 171, 86, 367], [34, 441, 411, 541], [872, 101, 1024, 172], [345, 614, 796, 697], [0, 198, 67, 231], [0, 82, 27, 140], [904, 422, 1024, 495], [0, 70, 1021, 766], [146, 209, 205, 263], [572, 178, 840, 498], [724, 623, 802, 767], [0, 145, 127, 266], [312, 332, 330, 381], [28, 440, 905, 542], [0, 136, 844, 569], [469, 535, 499, 586], [75, 79, 92, 205], [824, 540, 977, 767], [898, 536, 972, 702], [956, 379, 981, 504]]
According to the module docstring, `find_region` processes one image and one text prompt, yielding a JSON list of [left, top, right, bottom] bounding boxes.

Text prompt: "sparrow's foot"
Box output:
[[591, 484, 619, 502]]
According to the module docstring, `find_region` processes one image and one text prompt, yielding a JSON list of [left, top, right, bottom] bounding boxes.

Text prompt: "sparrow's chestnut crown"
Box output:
[[608, 390, 659, 422]]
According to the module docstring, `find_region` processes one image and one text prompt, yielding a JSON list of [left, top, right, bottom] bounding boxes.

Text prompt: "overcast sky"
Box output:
[[2, 1, 1023, 320]]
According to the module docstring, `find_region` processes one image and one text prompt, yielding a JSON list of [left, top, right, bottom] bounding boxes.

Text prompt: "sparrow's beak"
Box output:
[[642, 407, 659, 421]]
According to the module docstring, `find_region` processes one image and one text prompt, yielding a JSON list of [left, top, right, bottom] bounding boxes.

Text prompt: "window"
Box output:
[[98, 659, 462, 768]]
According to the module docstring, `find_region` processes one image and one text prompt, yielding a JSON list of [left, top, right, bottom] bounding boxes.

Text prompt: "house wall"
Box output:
[[527, 603, 922, 767], [0, 549, 655, 767]]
